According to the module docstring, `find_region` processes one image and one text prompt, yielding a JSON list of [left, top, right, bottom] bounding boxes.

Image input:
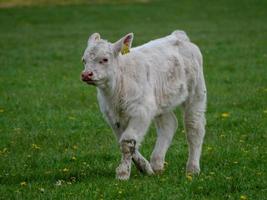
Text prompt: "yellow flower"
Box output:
[[240, 195, 247, 200], [71, 156, 77, 161], [73, 145, 78, 150], [207, 146, 213, 151], [32, 144, 41, 150], [186, 173, 193, 181], [63, 168, 69, 172], [221, 112, 230, 118], [0, 109, 4, 113], [20, 181, 27, 186]]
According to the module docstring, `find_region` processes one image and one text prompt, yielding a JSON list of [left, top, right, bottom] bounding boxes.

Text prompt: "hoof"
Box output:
[[150, 159, 165, 174], [132, 155, 154, 175], [186, 163, 200, 175], [145, 163, 154, 176], [116, 164, 131, 180]]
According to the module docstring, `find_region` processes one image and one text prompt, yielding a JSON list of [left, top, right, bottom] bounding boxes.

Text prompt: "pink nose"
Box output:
[[81, 71, 93, 81]]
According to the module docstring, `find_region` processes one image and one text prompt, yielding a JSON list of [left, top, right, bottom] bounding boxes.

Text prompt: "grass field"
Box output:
[[0, 0, 267, 199]]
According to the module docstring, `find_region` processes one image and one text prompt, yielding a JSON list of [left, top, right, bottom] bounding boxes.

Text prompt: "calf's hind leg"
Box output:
[[150, 112, 177, 173], [132, 150, 154, 175], [183, 96, 206, 174]]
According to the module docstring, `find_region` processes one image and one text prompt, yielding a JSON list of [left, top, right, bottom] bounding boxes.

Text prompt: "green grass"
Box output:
[[0, 0, 267, 199]]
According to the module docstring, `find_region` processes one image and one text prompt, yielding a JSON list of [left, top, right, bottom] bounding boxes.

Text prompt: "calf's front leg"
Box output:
[[116, 116, 153, 180], [116, 139, 136, 180]]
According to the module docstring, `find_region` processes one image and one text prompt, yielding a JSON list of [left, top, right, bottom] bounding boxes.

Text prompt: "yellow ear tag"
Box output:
[[121, 43, 130, 55]]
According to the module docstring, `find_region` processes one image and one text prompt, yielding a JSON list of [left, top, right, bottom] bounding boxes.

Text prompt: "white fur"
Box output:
[[82, 30, 207, 180]]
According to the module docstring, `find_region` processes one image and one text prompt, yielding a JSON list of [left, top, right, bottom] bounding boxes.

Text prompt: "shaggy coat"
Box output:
[[81, 30, 207, 180]]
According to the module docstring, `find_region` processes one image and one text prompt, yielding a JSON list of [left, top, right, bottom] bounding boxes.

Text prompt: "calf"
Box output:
[[81, 30, 207, 180]]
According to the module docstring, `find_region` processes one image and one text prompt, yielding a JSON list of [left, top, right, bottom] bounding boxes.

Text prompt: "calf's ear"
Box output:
[[113, 33, 134, 55], [88, 33, 101, 45]]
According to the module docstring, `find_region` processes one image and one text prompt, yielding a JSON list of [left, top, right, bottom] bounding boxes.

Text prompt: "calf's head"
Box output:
[[81, 32, 134, 87]]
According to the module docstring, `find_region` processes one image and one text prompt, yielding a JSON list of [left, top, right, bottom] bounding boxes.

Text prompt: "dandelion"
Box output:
[[207, 146, 213, 151], [0, 109, 4, 113], [20, 181, 27, 186], [186, 173, 193, 181], [71, 156, 77, 161], [240, 195, 247, 200], [32, 144, 41, 150], [221, 112, 230, 118], [63, 168, 69, 172]]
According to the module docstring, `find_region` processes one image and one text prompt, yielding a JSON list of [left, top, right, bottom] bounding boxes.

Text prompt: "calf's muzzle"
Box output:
[[81, 71, 94, 82]]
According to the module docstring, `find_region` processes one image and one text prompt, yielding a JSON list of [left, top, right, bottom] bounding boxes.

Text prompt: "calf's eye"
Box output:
[[99, 58, 108, 64]]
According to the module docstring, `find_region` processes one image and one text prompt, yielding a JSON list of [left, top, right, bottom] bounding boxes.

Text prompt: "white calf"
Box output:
[[81, 30, 207, 180]]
